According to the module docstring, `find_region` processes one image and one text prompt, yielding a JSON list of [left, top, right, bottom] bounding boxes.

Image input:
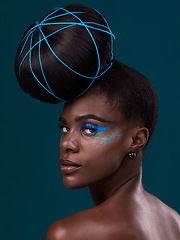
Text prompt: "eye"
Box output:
[[83, 128, 97, 135], [80, 122, 98, 136], [58, 123, 69, 134]]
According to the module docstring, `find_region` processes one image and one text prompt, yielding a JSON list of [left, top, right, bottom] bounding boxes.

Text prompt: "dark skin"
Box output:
[[46, 93, 180, 240]]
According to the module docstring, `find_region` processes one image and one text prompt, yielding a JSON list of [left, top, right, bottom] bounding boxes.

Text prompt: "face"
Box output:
[[58, 93, 132, 189]]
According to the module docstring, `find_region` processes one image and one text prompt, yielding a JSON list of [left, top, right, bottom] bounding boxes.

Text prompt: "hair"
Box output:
[[15, 4, 158, 146], [15, 4, 114, 102], [86, 60, 158, 145]]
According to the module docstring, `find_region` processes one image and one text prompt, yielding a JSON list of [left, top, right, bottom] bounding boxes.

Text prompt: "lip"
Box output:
[[59, 159, 82, 174]]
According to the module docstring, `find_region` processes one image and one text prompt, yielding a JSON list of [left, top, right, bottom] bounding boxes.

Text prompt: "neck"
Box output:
[[89, 156, 143, 206]]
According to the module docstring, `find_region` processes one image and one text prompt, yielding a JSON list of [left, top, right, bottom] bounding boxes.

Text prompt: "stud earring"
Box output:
[[128, 152, 136, 159]]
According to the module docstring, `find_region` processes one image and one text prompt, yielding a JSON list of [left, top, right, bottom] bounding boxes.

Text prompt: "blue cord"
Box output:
[[19, 7, 115, 102]]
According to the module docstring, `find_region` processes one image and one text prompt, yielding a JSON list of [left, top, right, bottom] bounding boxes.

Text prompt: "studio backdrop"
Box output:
[[0, 0, 179, 239]]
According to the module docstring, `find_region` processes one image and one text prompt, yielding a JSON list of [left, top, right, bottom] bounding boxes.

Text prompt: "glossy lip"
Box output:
[[59, 159, 82, 174]]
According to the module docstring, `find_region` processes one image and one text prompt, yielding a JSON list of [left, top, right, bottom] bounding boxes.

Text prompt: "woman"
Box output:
[[15, 4, 180, 239]]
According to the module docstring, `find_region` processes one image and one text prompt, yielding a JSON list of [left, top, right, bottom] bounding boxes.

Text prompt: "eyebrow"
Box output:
[[59, 114, 113, 124], [59, 117, 67, 124]]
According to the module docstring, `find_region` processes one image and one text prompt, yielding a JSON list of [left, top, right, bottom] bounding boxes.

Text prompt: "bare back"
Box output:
[[46, 189, 180, 240], [135, 191, 180, 239]]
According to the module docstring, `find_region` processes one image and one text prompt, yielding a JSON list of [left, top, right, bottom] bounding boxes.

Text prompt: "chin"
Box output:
[[63, 176, 87, 189]]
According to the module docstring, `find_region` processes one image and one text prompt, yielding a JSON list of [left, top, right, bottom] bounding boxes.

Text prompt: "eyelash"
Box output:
[[58, 123, 69, 134], [80, 122, 99, 136], [58, 122, 109, 136]]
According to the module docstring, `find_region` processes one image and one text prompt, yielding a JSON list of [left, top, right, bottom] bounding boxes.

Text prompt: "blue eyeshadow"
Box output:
[[80, 122, 111, 136]]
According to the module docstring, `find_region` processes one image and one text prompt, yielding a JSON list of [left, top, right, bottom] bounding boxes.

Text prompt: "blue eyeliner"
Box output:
[[94, 127, 123, 150], [80, 122, 110, 136], [58, 122, 123, 150]]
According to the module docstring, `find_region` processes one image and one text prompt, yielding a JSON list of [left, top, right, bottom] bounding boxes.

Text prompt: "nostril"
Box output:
[[65, 148, 74, 152]]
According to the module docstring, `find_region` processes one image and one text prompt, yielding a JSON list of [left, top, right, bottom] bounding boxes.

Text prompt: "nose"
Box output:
[[60, 130, 79, 154]]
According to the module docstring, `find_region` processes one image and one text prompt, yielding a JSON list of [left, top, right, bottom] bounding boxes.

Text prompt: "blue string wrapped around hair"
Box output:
[[15, 4, 115, 103]]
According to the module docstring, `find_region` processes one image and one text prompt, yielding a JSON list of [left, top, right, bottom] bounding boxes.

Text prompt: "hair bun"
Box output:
[[15, 4, 115, 103]]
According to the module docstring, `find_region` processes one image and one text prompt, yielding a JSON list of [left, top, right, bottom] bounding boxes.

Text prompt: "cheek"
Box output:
[[62, 141, 125, 189], [93, 128, 123, 151], [84, 140, 125, 175]]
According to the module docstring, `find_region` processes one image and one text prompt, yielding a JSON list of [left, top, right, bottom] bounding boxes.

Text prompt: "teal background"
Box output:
[[0, 0, 180, 239]]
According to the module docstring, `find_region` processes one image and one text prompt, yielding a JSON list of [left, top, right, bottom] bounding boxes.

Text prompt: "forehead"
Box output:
[[61, 94, 122, 123]]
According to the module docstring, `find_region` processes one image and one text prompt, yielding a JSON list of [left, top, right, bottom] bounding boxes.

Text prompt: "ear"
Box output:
[[128, 127, 149, 152]]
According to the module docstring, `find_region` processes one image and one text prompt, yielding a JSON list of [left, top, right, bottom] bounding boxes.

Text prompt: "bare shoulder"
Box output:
[[143, 191, 180, 238], [159, 198, 180, 233], [45, 208, 103, 240], [45, 194, 180, 240], [45, 206, 147, 240], [149, 192, 180, 223]]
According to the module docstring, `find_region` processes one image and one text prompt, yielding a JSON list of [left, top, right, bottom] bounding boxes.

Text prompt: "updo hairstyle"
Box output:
[[15, 4, 158, 147], [15, 4, 114, 102]]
